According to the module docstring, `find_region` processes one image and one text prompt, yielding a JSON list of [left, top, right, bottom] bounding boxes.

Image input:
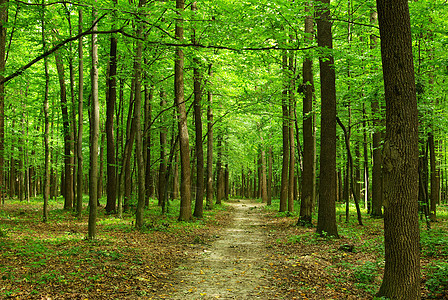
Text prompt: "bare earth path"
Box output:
[[171, 199, 275, 299]]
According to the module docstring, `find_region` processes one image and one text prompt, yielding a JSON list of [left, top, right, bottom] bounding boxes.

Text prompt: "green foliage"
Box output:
[[425, 261, 448, 298], [420, 227, 448, 258]]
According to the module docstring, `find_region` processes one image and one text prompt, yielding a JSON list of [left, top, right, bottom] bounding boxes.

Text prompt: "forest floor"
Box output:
[[0, 197, 447, 299]]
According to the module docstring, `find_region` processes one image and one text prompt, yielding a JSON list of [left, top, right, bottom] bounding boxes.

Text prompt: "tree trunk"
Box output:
[[428, 132, 438, 222], [158, 90, 168, 207], [316, 0, 338, 237], [88, 7, 99, 240], [55, 52, 74, 210], [175, 0, 192, 221], [105, 17, 118, 214], [267, 146, 273, 205], [261, 147, 268, 203], [206, 65, 214, 209], [192, 1, 204, 218], [41, 3, 50, 221], [216, 132, 223, 205], [0, 0, 6, 206], [134, 0, 146, 228], [376, 0, 420, 297], [279, 53, 289, 212], [144, 83, 153, 204], [299, 2, 315, 225], [76, 8, 84, 218]]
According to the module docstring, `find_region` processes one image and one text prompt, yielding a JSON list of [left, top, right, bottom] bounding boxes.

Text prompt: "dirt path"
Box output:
[[171, 199, 275, 299]]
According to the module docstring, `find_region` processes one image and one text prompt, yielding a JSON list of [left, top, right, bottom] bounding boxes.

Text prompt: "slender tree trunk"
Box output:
[[76, 8, 84, 218], [370, 9, 383, 218], [376, 0, 420, 297], [0, 0, 6, 206], [88, 6, 99, 240], [216, 132, 223, 205], [261, 146, 268, 203], [206, 65, 214, 209], [175, 0, 192, 221], [105, 11, 118, 214], [41, 2, 50, 221], [280, 53, 289, 212], [55, 52, 74, 210], [192, 1, 204, 218], [316, 0, 338, 237], [267, 146, 273, 205], [144, 83, 153, 203], [428, 132, 438, 222], [299, 3, 315, 225], [134, 0, 146, 228], [158, 90, 167, 207]]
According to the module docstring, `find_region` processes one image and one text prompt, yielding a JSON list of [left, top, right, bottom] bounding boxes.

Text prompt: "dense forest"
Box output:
[[0, 0, 448, 298]]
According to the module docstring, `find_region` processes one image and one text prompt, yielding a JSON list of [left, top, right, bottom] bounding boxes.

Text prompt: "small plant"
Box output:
[[426, 261, 448, 298], [352, 261, 379, 284]]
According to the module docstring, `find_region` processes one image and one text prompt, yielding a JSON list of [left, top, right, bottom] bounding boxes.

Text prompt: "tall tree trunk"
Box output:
[[370, 9, 383, 218], [0, 0, 6, 206], [192, 1, 204, 218], [206, 65, 214, 209], [55, 52, 74, 210], [144, 83, 153, 204], [123, 84, 136, 212], [279, 53, 289, 212], [316, 0, 338, 237], [41, 2, 50, 221], [267, 146, 273, 205], [105, 10, 118, 214], [175, 0, 192, 221], [88, 6, 99, 240], [376, 0, 420, 297], [260, 146, 268, 203], [134, 0, 146, 228], [158, 90, 167, 207], [298, 4, 315, 224], [216, 132, 223, 205], [76, 8, 84, 218], [288, 51, 296, 212], [428, 132, 438, 222]]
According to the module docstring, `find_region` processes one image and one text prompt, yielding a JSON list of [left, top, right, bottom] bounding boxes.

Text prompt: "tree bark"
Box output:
[[288, 53, 295, 212], [88, 6, 99, 240], [175, 0, 192, 221], [76, 8, 84, 218], [55, 52, 74, 210], [279, 53, 289, 212], [376, 0, 420, 297], [143, 83, 153, 204], [0, 0, 6, 206], [41, 2, 50, 221], [428, 132, 438, 222], [134, 0, 146, 228], [205, 65, 214, 209], [158, 90, 168, 207], [298, 2, 315, 226], [105, 10, 118, 214], [316, 0, 338, 237], [370, 9, 383, 218]]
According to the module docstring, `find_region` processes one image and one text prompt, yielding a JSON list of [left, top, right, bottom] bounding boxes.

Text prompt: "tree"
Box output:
[[76, 8, 84, 218], [0, 0, 6, 207], [175, 0, 192, 221], [298, 1, 315, 226], [88, 6, 99, 240], [192, 1, 204, 218], [105, 0, 118, 214], [279, 53, 289, 213], [316, 0, 338, 238], [376, 0, 421, 297], [206, 65, 214, 210]]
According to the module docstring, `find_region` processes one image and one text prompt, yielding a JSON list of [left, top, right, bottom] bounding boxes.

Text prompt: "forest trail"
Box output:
[[171, 199, 275, 299]]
